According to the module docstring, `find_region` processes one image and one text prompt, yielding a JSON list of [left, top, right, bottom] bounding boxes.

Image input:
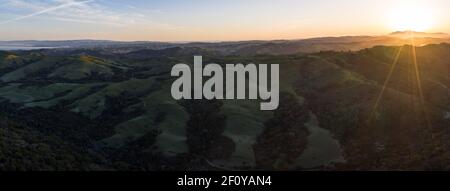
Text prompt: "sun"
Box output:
[[388, 2, 436, 32]]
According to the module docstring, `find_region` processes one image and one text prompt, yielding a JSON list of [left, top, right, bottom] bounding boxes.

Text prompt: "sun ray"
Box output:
[[367, 46, 404, 124], [409, 33, 434, 139]]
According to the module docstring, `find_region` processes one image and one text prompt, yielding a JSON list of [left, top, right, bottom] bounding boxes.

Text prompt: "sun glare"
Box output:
[[388, 2, 436, 32]]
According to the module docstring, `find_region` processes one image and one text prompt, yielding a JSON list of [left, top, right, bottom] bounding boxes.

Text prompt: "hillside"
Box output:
[[0, 44, 448, 170]]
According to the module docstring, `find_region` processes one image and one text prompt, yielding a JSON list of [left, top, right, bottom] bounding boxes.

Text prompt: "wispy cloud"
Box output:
[[0, 0, 93, 25], [0, 0, 188, 40], [0, 0, 179, 29]]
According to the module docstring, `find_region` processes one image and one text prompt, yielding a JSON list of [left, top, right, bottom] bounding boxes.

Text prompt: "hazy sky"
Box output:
[[0, 0, 448, 41]]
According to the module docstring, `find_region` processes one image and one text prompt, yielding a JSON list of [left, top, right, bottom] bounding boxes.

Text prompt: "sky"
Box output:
[[0, 0, 448, 41]]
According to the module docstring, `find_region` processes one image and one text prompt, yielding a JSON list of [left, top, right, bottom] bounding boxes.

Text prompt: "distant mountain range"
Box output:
[[1, 31, 449, 55], [389, 31, 450, 38]]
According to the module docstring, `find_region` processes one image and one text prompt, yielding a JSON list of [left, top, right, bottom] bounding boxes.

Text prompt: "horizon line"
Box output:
[[0, 31, 448, 44]]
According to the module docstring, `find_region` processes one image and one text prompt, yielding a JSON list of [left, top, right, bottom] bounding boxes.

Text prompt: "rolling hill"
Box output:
[[0, 42, 448, 170]]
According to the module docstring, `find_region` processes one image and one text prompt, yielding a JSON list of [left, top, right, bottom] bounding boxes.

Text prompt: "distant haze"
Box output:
[[1, 31, 448, 55]]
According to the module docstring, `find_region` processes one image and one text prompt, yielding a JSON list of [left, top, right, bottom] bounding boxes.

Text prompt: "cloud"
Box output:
[[0, 0, 181, 31], [0, 0, 93, 25], [0, 0, 186, 41]]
